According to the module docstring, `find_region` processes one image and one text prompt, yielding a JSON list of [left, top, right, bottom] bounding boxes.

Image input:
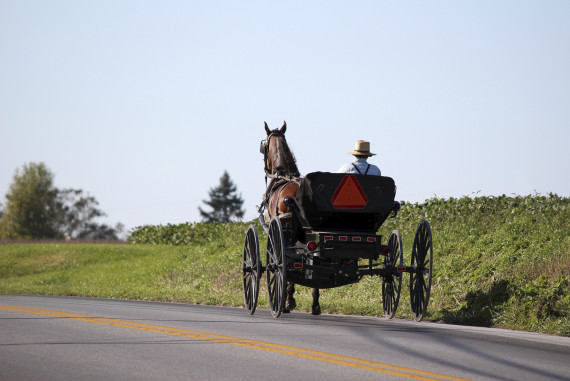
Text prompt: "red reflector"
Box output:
[[367, 237, 376, 243], [294, 263, 303, 269], [352, 236, 361, 242], [397, 267, 407, 272], [324, 236, 333, 241], [339, 236, 348, 241], [330, 175, 368, 209], [380, 245, 390, 254], [307, 241, 318, 251]]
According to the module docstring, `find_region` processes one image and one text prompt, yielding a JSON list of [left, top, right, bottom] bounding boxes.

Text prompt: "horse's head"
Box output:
[[260, 121, 299, 177]]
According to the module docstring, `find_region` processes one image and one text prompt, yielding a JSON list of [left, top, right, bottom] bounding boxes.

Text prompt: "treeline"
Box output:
[[0, 162, 123, 241], [0, 163, 247, 241]]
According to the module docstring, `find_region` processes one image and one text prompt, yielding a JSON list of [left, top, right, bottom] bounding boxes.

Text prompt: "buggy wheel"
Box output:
[[410, 220, 433, 321], [382, 230, 403, 319], [266, 217, 287, 318], [242, 224, 261, 315]]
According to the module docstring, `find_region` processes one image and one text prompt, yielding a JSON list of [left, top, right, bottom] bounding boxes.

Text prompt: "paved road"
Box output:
[[1, 295, 569, 381]]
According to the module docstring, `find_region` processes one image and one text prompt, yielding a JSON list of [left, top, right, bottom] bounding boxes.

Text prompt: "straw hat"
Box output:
[[348, 140, 376, 156]]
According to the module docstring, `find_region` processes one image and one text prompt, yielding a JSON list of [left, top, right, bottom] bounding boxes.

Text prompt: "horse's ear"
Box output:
[[264, 122, 271, 135], [280, 121, 287, 134]]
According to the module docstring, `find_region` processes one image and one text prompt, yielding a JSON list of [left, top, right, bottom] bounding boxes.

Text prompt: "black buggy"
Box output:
[[242, 172, 433, 321]]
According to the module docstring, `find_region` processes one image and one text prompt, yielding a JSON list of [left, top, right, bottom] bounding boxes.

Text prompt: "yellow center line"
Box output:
[[0, 304, 470, 381]]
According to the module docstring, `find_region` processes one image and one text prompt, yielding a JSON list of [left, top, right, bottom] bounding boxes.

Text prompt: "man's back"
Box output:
[[338, 157, 381, 176]]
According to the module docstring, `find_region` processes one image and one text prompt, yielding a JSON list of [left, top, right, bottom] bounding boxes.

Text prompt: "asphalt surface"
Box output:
[[1, 295, 569, 381]]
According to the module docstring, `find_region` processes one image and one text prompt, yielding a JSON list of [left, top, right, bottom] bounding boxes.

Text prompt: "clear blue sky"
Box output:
[[1, 1, 569, 234]]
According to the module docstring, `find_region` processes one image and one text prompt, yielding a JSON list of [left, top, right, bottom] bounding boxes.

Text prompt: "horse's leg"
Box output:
[[284, 282, 296, 313], [311, 288, 321, 315]]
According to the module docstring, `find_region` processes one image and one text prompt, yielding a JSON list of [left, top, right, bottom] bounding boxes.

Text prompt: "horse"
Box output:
[[260, 121, 321, 315]]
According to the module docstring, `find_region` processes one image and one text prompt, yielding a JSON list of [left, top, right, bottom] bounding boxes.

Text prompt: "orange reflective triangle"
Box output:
[[330, 175, 368, 209]]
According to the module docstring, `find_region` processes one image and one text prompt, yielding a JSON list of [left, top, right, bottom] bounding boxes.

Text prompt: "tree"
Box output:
[[199, 171, 245, 223], [0, 162, 61, 239], [55, 188, 119, 239], [76, 222, 124, 240], [0, 162, 123, 240]]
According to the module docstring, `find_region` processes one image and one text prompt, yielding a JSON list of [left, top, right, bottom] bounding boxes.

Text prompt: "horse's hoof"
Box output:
[[311, 305, 321, 315], [286, 298, 296, 311]]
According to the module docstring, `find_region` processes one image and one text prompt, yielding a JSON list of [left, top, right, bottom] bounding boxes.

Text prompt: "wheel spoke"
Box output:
[[244, 257, 252, 268], [245, 281, 252, 303], [423, 279, 430, 294]]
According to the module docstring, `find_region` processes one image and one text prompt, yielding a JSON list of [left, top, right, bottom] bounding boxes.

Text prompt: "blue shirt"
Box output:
[[337, 158, 381, 176]]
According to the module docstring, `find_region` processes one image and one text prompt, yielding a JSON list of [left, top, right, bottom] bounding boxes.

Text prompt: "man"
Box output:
[[337, 140, 381, 176]]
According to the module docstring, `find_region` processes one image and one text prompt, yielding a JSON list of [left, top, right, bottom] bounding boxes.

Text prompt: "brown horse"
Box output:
[[260, 121, 300, 223], [260, 121, 321, 315]]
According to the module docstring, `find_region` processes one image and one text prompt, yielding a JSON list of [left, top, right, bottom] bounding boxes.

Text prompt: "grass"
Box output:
[[1, 194, 569, 336], [0, 243, 245, 306]]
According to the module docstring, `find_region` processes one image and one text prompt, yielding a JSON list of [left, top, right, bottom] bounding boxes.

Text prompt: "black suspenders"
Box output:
[[351, 163, 370, 175]]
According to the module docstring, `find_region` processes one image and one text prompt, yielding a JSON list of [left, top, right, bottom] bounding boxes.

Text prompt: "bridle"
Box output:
[[260, 130, 299, 180]]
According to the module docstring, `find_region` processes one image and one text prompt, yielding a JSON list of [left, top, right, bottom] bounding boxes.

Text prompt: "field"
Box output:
[[1, 194, 569, 336]]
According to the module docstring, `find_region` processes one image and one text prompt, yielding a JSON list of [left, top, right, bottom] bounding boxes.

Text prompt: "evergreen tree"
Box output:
[[199, 171, 245, 223]]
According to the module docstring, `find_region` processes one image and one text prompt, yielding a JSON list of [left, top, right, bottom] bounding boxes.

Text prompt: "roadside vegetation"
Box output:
[[1, 194, 568, 336]]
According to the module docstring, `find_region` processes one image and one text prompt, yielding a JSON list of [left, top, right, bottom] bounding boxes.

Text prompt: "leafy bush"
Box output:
[[129, 221, 251, 246]]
